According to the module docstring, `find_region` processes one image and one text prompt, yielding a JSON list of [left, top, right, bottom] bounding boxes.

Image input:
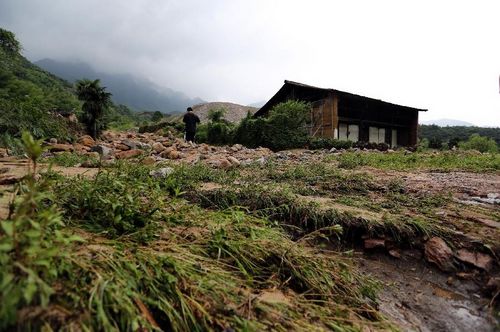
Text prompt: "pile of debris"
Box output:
[[43, 132, 274, 169]]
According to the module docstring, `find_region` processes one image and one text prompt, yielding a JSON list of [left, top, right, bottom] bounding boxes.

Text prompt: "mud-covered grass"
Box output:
[[1, 163, 395, 331], [2, 146, 499, 331]]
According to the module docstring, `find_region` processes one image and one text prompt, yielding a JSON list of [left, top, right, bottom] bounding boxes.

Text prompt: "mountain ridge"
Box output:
[[35, 58, 203, 113]]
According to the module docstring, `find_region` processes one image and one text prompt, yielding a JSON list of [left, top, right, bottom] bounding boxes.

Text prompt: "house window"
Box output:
[[369, 126, 386, 144], [338, 123, 359, 142]]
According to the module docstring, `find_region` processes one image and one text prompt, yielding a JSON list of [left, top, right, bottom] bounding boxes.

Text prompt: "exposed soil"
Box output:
[[356, 251, 498, 332]]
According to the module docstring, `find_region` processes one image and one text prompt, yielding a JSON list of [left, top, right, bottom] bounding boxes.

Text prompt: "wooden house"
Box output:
[[254, 80, 427, 147]]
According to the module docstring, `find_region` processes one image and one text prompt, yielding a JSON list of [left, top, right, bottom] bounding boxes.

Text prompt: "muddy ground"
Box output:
[[1, 154, 499, 331]]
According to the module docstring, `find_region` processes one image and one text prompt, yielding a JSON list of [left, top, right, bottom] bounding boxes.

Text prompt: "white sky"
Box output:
[[1, 0, 499, 126]]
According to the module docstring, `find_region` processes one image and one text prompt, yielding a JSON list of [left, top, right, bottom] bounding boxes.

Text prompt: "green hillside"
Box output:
[[0, 28, 80, 143]]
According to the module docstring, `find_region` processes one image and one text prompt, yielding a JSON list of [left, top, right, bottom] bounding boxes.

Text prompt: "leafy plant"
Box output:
[[76, 79, 112, 139], [458, 134, 498, 153]]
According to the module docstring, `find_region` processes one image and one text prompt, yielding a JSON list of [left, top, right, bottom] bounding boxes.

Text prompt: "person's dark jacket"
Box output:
[[183, 112, 200, 133]]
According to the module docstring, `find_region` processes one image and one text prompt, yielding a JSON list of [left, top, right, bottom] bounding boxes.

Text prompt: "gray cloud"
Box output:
[[1, 0, 499, 125]]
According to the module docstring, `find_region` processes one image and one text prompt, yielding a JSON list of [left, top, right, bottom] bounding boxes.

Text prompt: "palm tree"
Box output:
[[76, 79, 112, 139]]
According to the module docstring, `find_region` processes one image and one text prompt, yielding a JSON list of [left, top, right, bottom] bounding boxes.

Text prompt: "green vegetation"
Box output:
[[204, 100, 311, 151], [458, 134, 498, 153], [329, 150, 499, 172], [0, 28, 80, 145], [419, 124, 500, 145], [76, 79, 112, 139], [1, 137, 393, 331]]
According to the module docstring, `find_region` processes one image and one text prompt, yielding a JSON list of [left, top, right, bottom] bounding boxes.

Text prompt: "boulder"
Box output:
[[91, 145, 112, 158], [116, 149, 143, 160], [152, 142, 166, 153], [160, 147, 175, 158], [455, 249, 494, 272], [167, 150, 180, 160], [424, 237, 454, 271], [49, 138, 58, 144], [77, 135, 95, 147]]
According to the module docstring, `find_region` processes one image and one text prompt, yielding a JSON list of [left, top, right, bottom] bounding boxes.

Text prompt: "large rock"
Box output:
[[116, 149, 143, 160], [152, 142, 166, 153], [115, 143, 131, 151], [167, 150, 180, 160], [77, 135, 95, 147], [91, 145, 112, 158], [424, 237, 454, 271], [160, 147, 175, 158], [227, 156, 240, 167], [455, 249, 494, 272]]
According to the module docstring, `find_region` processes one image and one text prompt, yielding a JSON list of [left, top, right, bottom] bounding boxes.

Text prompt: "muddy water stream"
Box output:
[[355, 250, 498, 331]]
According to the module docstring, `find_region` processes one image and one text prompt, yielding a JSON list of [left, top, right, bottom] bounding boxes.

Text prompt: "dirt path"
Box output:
[[0, 158, 98, 219]]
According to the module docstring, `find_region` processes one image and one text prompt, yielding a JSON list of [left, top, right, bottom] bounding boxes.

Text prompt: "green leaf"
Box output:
[[1, 221, 14, 236], [0, 242, 13, 252], [23, 280, 37, 304]]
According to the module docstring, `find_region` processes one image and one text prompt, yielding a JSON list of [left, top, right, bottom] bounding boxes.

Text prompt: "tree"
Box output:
[[76, 79, 112, 139], [0, 28, 21, 54]]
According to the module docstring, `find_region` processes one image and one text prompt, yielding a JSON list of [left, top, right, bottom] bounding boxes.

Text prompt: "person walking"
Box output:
[[183, 107, 200, 143]]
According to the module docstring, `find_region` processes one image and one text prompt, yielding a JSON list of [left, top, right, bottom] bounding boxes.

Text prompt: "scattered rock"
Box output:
[[424, 237, 455, 271], [456, 272, 476, 280], [142, 156, 156, 165], [364, 238, 386, 250], [160, 147, 175, 158], [152, 142, 166, 153], [91, 145, 112, 158], [167, 150, 180, 160], [149, 167, 174, 178], [47, 144, 74, 152], [388, 249, 402, 258], [116, 149, 143, 160], [227, 156, 240, 167], [77, 135, 95, 147], [115, 143, 131, 151], [0, 148, 8, 157], [455, 249, 493, 272]]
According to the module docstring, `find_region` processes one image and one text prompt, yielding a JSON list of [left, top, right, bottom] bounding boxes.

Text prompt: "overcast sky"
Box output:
[[1, 0, 499, 125]]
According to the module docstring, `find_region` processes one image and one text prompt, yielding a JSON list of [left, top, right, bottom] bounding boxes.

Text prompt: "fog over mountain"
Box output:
[[420, 119, 475, 127], [1, 1, 500, 125], [35, 58, 203, 113]]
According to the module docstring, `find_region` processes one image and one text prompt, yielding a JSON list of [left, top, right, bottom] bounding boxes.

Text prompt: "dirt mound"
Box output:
[[190, 102, 257, 124]]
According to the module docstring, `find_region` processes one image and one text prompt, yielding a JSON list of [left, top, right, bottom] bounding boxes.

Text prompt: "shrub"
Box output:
[[458, 134, 498, 153], [309, 137, 353, 150], [232, 112, 266, 148], [262, 100, 310, 151]]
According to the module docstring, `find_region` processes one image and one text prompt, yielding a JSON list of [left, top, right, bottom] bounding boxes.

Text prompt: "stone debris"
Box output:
[[455, 249, 494, 272], [62, 131, 275, 168], [149, 167, 174, 178], [424, 237, 455, 272], [364, 238, 386, 249]]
